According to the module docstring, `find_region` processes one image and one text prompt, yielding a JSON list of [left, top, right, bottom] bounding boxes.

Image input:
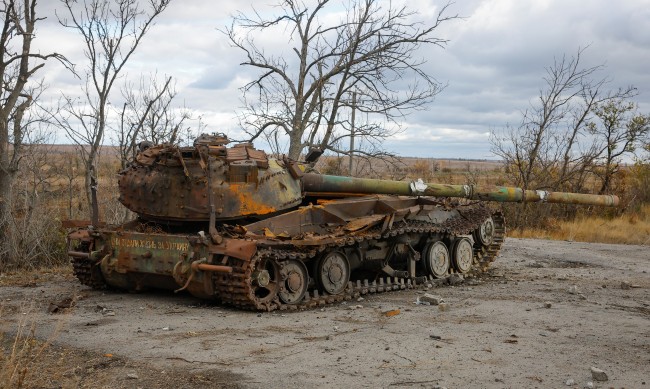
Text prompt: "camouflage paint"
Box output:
[[302, 174, 619, 206]]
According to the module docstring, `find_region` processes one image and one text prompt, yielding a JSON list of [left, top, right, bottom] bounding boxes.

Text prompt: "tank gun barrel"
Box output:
[[302, 173, 619, 207]]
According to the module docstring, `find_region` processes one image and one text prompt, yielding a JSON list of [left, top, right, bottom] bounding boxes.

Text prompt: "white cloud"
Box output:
[[25, 0, 650, 157]]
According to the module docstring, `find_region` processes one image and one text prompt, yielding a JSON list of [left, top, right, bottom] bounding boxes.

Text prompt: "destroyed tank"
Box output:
[[67, 134, 619, 311]]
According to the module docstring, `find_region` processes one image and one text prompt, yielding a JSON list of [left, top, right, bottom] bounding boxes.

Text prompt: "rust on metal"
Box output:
[[67, 134, 621, 311], [191, 263, 233, 273], [118, 134, 303, 222]]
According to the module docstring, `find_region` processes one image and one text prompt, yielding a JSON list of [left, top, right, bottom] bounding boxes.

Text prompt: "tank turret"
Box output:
[[118, 134, 303, 222], [118, 134, 618, 224]]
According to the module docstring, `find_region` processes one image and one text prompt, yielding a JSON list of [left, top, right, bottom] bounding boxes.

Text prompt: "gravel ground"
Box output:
[[1, 238, 648, 389]]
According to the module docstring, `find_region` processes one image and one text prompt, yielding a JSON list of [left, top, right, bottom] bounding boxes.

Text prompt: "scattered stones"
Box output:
[[565, 378, 575, 386], [126, 373, 139, 379], [430, 278, 447, 287], [568, 285, 578, 294], [544, 301, 552, 309], [584, 381, 594, 388], [48, 297, 75, 314], [357, 297, 365, 302], [590, 367, 608, 381], [382, 309, 400, 317], [448, 274, 464, 286], [620, 281, 640, 289], [418, 293, 444, 305], [96, 306, 115, 316]]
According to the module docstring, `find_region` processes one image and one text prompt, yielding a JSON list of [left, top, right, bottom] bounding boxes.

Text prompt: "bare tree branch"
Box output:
[[0, 0, 71, 251], [55, 0, 171, 224], [490, 48, 638, 227], [223, 0, 458, 160]]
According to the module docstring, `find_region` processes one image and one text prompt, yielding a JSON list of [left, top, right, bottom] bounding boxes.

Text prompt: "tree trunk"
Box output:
[[599, 170, 611, 195], [0, 120, 12, 230], [0, 168, 11, 226], [84, 163, 93, 222], [287, 130, 304, 160], [599, 158, 613, 195]]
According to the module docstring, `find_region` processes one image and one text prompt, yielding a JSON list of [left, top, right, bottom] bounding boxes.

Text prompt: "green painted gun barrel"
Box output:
[[301, 173, 619, 207]]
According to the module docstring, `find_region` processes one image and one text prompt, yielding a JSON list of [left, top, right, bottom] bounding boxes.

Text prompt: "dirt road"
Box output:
[[1, 238, 648, 388]]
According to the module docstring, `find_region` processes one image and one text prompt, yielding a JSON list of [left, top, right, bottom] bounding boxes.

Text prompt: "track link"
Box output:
[[71, 257, 107, 289]]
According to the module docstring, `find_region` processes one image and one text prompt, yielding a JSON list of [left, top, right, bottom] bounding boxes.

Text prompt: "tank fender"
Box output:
[[197, 237, 258, 262]]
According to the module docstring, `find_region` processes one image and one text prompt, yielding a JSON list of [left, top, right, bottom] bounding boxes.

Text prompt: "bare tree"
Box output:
[[490, 49, 635, 227], [0, 0, 69, 235], [1, 124, 69, 270], [224, 0, 458, 160], [58, 149, 83, 219], [116, 73, 190, 169], [56, 0, 170, 225], [630, 137, 650, 204], [588, 99, 650, 194]]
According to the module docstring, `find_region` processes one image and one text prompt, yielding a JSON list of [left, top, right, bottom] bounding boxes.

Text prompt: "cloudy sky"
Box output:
[[32, 0, 650, 159]]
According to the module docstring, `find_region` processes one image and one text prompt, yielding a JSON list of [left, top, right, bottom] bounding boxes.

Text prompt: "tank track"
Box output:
[[71, 257, 107, 290], [69, 208, 505, 311], [214, 208, 505, 311]]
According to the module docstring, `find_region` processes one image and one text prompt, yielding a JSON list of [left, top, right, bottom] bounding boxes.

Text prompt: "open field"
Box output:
[[509, 204, 650, 245], [1, 238, 648, 388]]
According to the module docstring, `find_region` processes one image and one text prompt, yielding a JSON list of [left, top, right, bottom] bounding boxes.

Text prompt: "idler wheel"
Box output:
[[316, 251, 350, 295], [452, 237, 474, 274], [252, 257, 281, 305], [424, 241, 450, 278], [474, 217, 495, 246], [278, 260, 309, 304]]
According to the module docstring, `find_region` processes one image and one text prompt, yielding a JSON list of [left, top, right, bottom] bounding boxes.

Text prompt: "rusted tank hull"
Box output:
[[68, 196, 505, 310], [69, 228, 259, 299]]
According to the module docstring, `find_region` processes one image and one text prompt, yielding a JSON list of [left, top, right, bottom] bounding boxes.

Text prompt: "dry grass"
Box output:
[[0, 298, 81, 389], [510, 205, 650, 245], [0, 265, 73, 287], [0, 304, 56, 389]]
